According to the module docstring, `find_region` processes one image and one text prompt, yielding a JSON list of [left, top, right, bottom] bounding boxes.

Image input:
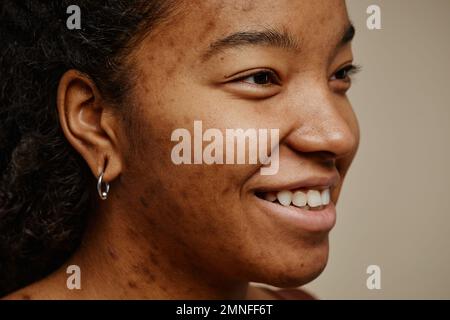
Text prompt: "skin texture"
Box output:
[[5, 0, 359, 299]]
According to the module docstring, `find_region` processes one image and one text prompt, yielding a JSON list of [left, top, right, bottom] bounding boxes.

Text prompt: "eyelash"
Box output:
[[234, 64, 361, 87], [235, 70, 281, 86], [330, 64, 361, 82]]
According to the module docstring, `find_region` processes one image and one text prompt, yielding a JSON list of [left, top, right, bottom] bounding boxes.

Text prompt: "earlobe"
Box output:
[[56, 69, 123, 185]]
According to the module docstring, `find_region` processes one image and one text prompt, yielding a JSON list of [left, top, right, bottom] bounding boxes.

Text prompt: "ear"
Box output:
[[56, 69, 123, 184]]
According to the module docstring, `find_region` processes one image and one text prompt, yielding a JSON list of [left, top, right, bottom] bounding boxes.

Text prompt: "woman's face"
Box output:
[[117, 0, 359, 287]]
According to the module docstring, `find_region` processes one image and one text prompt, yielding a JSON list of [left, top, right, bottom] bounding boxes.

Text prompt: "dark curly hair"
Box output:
[[0, 0, 176, 296]]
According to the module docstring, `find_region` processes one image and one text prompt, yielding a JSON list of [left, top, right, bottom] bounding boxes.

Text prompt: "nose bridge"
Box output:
[[285, 84, 357, 158]]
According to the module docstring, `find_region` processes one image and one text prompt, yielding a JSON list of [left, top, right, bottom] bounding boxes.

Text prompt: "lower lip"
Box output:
[[253, 195, 337, 233]]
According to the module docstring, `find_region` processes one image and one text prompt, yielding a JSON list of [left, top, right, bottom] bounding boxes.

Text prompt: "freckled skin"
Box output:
[[3, 0, 358, 300]]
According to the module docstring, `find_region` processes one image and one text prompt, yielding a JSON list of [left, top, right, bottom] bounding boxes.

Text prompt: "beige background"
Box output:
[[303, 0, 450, 299]]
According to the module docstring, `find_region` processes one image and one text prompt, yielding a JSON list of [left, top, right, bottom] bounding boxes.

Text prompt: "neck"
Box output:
[[61, 195, 249, 299]]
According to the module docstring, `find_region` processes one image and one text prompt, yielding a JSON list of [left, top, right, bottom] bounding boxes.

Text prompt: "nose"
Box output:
[[284, 87, 358, 161]]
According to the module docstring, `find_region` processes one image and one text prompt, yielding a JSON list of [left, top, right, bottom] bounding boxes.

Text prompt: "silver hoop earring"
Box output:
[[97, 171, 110, 200]]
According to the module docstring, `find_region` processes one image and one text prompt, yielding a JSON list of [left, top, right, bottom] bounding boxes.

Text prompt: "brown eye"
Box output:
[[334, 68, 350, 80], [331, 65, 359, 82], [224, 68, 283, 99], [241, 71, 280, 86]]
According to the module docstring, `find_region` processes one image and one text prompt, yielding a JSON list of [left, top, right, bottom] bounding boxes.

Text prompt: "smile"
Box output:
[[256, 188, 330, 211], [252, 176, 339, 233]]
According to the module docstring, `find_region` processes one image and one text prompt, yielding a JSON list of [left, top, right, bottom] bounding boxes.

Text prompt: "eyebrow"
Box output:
[[202, 23, 355, 61], [202, 28, 300, 61]]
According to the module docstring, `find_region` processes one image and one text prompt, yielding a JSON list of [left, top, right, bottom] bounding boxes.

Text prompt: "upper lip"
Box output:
[[253, 173, 340, 193]]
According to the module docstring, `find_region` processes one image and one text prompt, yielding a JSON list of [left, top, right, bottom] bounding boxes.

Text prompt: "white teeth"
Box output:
[[321, 189, 330, 205], [263, 188, 331, 209], [307, 190, 322, 208], [276, 190, 292, 207], [264, 192, 277, 202], [292, 191, 307, 207]]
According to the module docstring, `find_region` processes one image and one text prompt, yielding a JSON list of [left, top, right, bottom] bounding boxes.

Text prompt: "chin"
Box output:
[[250, 236, 330, 288]]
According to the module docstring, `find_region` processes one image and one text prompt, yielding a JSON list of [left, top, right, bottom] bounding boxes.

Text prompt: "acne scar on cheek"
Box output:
[[139, 196, 149, 208], [132, 264, 157, 283], [108, 247, 118, 260], [221, 186, 231, 195], [149, 252, 160, 266], [159, 285, 168, 293], [127, 280, 138, 289], [166, 65, 177, 77], [126, 227, 139, 240]]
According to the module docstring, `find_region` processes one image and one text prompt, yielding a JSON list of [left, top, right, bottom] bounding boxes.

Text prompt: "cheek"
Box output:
[[125, 95, 250, 239]]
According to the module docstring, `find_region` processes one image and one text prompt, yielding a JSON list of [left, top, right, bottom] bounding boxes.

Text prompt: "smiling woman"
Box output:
[[0, 0, 359, 299]]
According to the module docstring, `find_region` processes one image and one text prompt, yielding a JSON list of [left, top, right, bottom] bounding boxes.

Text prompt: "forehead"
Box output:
[[185, 0, 348, 26], [176, 0, 349, 46], [132, 0, 350, 71]]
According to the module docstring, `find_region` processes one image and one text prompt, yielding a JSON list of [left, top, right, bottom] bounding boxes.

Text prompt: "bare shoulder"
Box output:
[[2, 287, 33, 300], [2, 282, 44, 300], [1, 272, 71, 300]]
